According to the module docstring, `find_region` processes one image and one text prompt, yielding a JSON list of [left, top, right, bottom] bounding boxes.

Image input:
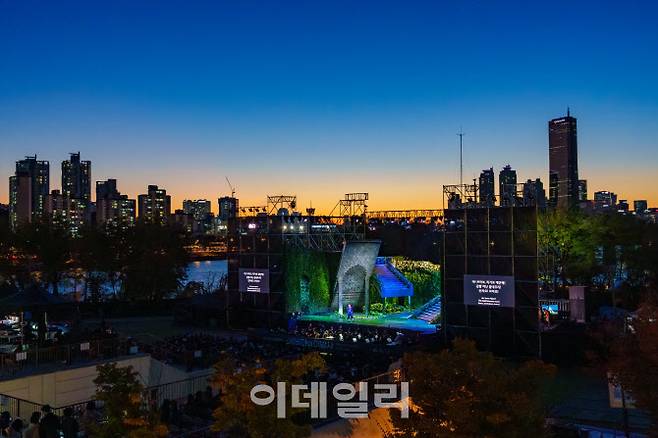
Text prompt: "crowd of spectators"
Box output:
[[158, 386, 218, 436], [143, 331, 399, 383], [293, 322, 416, 346], [144, 333, 305, 370], [0, 402, 95, 438]]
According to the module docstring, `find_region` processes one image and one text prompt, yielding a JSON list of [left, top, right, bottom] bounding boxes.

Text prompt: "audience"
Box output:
[[145, 333, 306, 370], [38, 405, 59, 438], [79, 401, 98, 435], [294, 322, 414, 346], [1, 419, 23, 438], [0, 413, 9, 431], [60, 407, 79, 438], [23, 412, 40, 438]]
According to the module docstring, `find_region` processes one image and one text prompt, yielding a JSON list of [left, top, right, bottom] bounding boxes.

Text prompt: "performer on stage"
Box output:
[[347, 303, 354, 320]]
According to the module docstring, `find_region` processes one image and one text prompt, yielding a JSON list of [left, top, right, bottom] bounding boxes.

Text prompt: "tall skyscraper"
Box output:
[[549, 110, 579, 209], [478, 167, 495, 207], [218, 196, 239, 221], [62, 152, 91, 202], [96, 179, 136, 229], [9, 155, 49, 229], [499, 164, 517, 207], [138, 185, 171, 224]]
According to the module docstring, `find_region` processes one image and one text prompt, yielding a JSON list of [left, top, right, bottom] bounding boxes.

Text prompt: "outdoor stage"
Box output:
[[298, 312, 439, 335]]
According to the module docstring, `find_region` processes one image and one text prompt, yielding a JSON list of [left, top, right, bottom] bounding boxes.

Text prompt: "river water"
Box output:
[[52, 259, 229, 297]]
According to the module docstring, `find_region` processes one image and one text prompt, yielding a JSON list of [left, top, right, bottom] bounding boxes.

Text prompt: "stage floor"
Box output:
[[298, 312, 438, 334]]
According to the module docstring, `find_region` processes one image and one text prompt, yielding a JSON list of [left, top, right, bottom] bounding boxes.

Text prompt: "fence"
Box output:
[[0, 337, 135, 379], [0, 393, 43, 420], [0, 359, 402, 434], [145, 373, 214, 410], [0, 371, 213, 421]]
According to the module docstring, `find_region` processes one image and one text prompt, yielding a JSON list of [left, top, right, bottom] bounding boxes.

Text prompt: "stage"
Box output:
[[297, 312, 439, 335]]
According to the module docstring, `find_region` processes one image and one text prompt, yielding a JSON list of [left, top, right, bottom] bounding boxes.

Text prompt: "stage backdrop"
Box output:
[[283, 248, 338, 312]]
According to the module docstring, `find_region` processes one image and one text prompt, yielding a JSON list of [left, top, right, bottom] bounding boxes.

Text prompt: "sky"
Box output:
[[1, 0, 657, 213]]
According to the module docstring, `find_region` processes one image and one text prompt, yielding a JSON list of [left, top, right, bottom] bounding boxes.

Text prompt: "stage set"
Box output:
[[296, 241, 441, 336]]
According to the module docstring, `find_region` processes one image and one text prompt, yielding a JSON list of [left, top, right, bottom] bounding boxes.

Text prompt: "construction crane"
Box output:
[[225, 177, 236, 198]]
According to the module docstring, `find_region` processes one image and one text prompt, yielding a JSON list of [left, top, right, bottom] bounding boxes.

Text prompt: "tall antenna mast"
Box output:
[[457, 127, 465, 186]]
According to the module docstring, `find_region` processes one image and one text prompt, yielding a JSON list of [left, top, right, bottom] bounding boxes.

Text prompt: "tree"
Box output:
[[607, 298, 658, 432], [538, 209, 603, 290], [211, 351, 326, 438], [16, 220, 72, 296], [388, 339, 556, 437], [0, 218, 14, 289], [122, 222, 189, 301], [75, 225, 108, 301], [91, 362, 167, 438]]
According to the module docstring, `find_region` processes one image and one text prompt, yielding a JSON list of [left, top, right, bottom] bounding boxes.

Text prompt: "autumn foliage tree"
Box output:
[[607, 299, 658, 432], [91, 363, 167, 438], [388, 339, 556, 438], [211, 352, 326, 438]]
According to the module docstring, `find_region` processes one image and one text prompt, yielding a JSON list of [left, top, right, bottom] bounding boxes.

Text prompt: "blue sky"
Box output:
[[1, 0, 657, 211]]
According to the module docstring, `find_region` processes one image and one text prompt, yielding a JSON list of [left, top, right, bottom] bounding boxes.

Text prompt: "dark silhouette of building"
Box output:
[[443, 206, 539, 356], [594, 191, 617, 210], [479, 168, 495, 207], [96, 179, 136, 229], [578, 179, 587, 202], [138, 185, 171, 224], [183, 199, 211, 221], [61, 152, 91, 202], [218, 196, 238, 221], [549, 111, 579, 209], [499, 164, 517, 207], [634, 200, 648, 214], [9, 155, 49, 229], [522, 178, 546, 209]]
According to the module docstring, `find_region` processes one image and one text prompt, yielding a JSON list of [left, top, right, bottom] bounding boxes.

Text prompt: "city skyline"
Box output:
[[2, 1, 658, 212]]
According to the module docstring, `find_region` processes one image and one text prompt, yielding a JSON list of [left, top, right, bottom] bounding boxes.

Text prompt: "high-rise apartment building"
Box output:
[[594, 191, 617, 210], [549, 111, 579, 209], [634, 200, 648, 214], [182, 199, 212, 221], [499, 164, 517, 207], [9, 155, 50, 229], [522, 178, 547, 210], [138, 185, 171, 224], [45, 190, 89, 236], [578, 179, 588, 202], [478, 168, 495, 207], [96, 179, 136, 229], [62, 152, 91, 202], [218, 196, 239, 221]]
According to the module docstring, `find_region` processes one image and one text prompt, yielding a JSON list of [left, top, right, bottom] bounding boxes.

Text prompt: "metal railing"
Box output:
[[0, 393, 43, 420], [0, 338, 136, 379], [0, 371, 213, 421], [145, 373, 214, 409], [0, 365, 402, 436]]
